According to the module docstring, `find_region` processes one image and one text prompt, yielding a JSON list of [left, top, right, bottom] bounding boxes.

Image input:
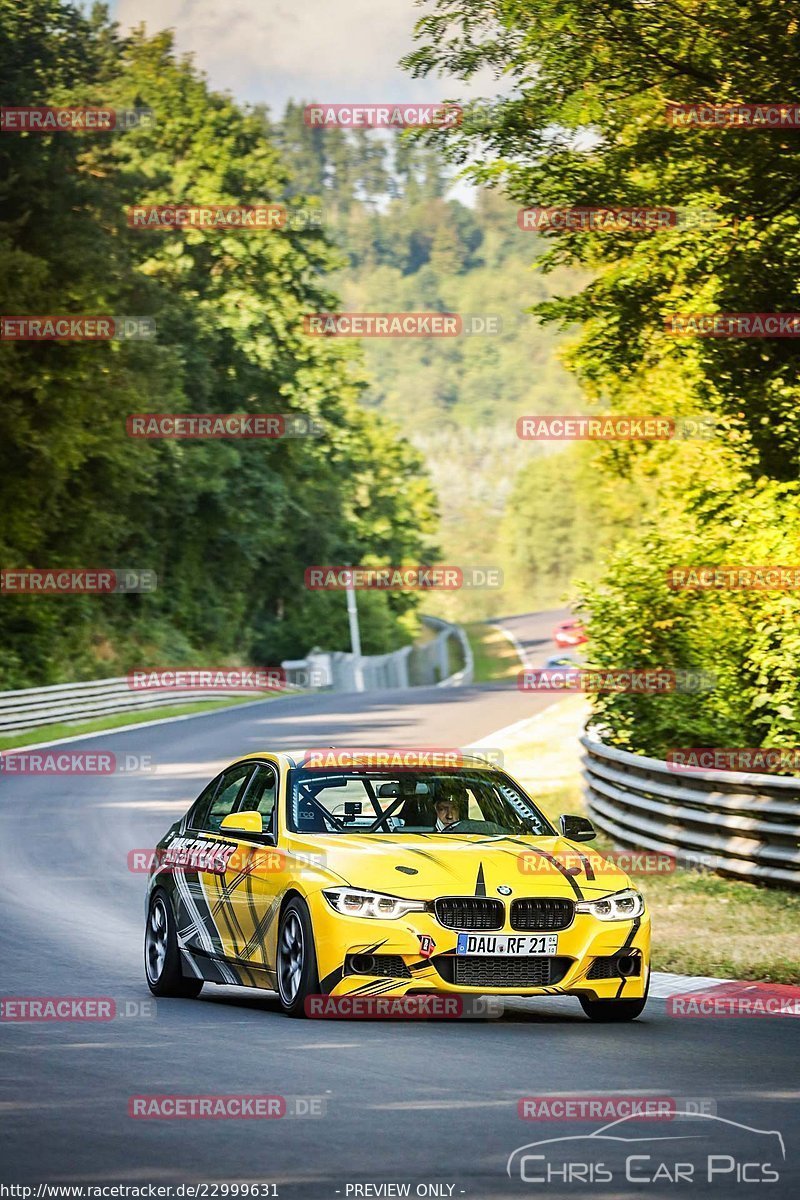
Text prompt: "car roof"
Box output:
[[228, 749, 501, 770]]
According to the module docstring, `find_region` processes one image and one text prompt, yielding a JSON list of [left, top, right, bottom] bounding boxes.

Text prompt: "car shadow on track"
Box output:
[[189, 987, 661, 1026]]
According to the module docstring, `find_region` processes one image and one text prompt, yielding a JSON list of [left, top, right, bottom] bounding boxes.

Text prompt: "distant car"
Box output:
[[144, 750, 650, 1020], [553, 618, 588, 649], [545, 653, 583, 670]]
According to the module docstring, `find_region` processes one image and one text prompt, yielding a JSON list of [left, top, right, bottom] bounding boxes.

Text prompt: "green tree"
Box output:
[[0, 2, 438, 685], [400, 0, 800, 750], [403, 0, 800, 479]]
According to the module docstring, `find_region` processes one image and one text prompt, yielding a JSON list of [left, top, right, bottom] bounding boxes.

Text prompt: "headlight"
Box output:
[[576, 888, 645, 921], [322, 887, 427, 920]]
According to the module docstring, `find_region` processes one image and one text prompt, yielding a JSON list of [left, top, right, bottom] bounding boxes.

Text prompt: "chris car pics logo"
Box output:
[[507, 1112, 785, 1187]]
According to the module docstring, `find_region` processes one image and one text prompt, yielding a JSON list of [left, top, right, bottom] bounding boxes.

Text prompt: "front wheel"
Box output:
[[276, 898, 320, 1017], [579, 972, 649, 1022], [145, 891, 203, 998]]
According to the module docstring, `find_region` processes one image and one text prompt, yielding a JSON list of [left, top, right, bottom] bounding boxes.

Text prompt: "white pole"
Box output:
[[345, 569, 365, 692]]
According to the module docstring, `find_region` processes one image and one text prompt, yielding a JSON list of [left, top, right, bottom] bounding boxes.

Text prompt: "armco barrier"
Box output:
[[419, 615, 474, 687], [0, 677, 277, 735], [581, 732, 800, 889], [282, 616, 473, 693], [0, 619, 473, 736]]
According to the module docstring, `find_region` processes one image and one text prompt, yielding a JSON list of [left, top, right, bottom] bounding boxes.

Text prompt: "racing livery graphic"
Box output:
[[161, 836, 238, 874], [144, 751, 651, 1018]]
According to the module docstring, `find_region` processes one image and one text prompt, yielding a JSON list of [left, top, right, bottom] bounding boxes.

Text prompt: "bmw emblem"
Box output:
[[497, 885, 512, 896]]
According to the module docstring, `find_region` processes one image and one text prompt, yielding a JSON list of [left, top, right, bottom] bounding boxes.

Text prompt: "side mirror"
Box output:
[[220, 810, 264, 836], [559, 813, 596, 842]]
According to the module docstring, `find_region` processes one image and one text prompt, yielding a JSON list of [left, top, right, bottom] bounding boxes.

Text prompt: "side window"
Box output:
[[238, 764, 278, 832], [204, 763, 255, 833], [187, 775, 223, 830]]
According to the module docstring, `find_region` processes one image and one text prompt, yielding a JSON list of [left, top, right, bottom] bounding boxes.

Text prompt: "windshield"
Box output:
[[287, 769, 555, 837]]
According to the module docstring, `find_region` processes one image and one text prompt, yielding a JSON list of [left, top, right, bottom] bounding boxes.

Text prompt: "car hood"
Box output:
[[288, 832, 632, 899]]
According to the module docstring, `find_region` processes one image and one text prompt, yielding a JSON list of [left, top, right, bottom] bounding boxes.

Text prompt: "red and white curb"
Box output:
[[506, 973, 800, 1018], [652, 971, 800, 1017], [650, 971, 733, 998]]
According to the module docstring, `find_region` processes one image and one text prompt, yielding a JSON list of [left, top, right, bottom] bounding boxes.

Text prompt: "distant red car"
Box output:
[[553, 618, 587, 649]]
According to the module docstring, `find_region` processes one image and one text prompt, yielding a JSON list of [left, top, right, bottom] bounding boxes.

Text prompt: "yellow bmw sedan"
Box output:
[[144, 749, 650, 1020]]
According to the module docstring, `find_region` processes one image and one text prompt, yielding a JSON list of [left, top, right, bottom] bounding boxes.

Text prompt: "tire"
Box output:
[[145, 890, 203, 998], [276, 897, 320, 1018], [579, 971, 650, 1022]]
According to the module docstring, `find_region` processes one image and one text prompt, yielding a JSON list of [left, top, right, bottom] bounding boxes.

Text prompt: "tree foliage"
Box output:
[[271, 115, 588, 618], [403, 0, 800, 479], [403, 0, 800, 752], [0, 0, 437, 686]]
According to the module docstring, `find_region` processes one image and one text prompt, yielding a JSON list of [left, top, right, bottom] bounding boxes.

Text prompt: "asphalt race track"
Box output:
[[1, 611, 797, 1198]]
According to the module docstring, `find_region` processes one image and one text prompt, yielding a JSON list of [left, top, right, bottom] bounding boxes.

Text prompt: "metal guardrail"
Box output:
[[283, 616, 473, 693], [0, 676, 273, 735], [0, 618, 473, 736], [581, 731, 800, 889], [421, 616, 474, 688]]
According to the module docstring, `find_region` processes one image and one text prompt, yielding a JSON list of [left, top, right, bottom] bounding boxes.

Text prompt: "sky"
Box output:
[[108, 0, 494, 117]]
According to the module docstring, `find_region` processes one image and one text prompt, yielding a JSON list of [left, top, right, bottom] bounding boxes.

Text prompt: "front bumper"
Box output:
[[308, 893, 651, 1001]]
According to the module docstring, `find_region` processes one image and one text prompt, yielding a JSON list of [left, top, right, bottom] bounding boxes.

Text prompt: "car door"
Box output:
[[172, 761, 257, 969], [220, 761, 286, 981]]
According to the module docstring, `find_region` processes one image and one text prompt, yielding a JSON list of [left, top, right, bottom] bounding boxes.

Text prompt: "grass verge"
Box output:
[[465, 621, 524, 682], [495, 695, 800, 984]]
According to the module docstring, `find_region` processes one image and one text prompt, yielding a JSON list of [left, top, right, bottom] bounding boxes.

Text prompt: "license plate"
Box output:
[[456, 933, 558, 956]]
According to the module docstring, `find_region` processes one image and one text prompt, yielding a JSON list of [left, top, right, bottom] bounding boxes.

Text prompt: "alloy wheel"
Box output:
[[278, 910, 305, 1004], [145, 896, 168, 984]]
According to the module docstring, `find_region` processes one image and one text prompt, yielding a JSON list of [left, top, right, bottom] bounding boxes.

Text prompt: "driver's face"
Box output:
[[435, 799, 460, 826]]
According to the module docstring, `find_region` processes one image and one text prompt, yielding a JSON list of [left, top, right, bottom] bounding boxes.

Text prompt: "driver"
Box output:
[[432, 784, 468, 831]]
